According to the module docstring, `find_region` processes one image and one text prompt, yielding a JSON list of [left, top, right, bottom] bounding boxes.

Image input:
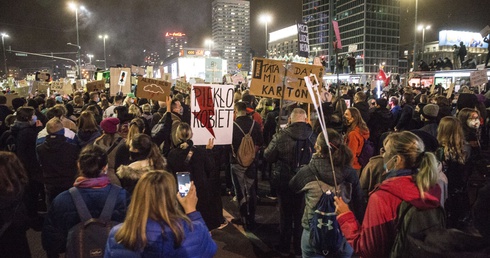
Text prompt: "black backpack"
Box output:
[[66, 186, 121, 258], [292, 132, 315, 171], [390, 201, 446, 258]]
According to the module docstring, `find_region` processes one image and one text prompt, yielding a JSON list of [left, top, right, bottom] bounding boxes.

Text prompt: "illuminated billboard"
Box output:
[[165, 32, 186, 37], [439, 30, 488, 48]]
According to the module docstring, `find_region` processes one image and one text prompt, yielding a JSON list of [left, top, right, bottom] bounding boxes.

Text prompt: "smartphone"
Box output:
[[176, 172, 191, 197]]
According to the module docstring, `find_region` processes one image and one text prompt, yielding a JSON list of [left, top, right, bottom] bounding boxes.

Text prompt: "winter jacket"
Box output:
[[289, 155, 364, 229], [77, 129, 102, 148], [367, 107, 393, 150], [420, 121, 438, 139], [36, 134, 80, 188], [395, 104, 414, 131], [359, 155, 386, 203], [104, 211, 217, 258], [11, 121, 43, 182], [166, 142, 221, 230], [42, 184, 129, 256], [116, 165, 152, 196], [37, 127, 78, 146], [354, 101, 371, 124], [264, 122, 316, 190], [344, 126, 370, 170], [0, 105, 13, 136], [337, 175, 442, 258]]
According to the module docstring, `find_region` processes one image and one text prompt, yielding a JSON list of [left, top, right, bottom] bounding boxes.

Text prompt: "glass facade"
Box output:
[[303, 0, 400, 73], [212, 0, 250, 73]]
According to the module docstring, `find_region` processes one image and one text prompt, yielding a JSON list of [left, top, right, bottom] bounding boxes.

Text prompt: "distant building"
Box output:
[[144, 51, 160, 66], [303, 0, 401, 74], [165, 32, 188, 58], [212, 0, 250, 73], [268, 25, 300, 59]]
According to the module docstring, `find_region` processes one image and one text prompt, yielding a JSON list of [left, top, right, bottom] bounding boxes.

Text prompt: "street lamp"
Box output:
[[418, 24, 431, 61], [1, 33, 9, 77], [98, 34, 108, 70], [412, 0, 418, 70], [204, 38, 213, 55], [87, 54, 93, 64], [68, 2, 85, 79], [259, 13, 272, 58]]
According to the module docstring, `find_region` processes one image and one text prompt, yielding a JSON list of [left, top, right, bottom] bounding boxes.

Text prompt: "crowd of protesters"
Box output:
[[0, 77, 490, 257]]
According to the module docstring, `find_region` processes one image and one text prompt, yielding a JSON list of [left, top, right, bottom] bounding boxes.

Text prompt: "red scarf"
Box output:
[[73, 174, 110, 188]]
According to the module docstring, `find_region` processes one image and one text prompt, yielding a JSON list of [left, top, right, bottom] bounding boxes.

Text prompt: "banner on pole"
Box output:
[[136, 77, 171, 101], [249, 58, 324, 103], [191, 84, 235, 146], [297, 23, 309, 58]]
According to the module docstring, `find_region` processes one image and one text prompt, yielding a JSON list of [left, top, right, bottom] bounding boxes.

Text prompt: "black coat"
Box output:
[[36, 134, 80, 188], [11, 121, 42, 182], [354, 101, 371, 124], [166, 142, 221, 230], [368, 107, 394, 151]]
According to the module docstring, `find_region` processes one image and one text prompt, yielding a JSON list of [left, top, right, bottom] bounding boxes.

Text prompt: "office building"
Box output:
[[268, 25, 300, 59], [303, 0, 400, 74], [212, 0, 250, 73], [165, 32, 188, 58]]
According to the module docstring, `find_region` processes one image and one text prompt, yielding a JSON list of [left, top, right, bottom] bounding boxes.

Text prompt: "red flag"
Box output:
[[377, 68, 390, 86]]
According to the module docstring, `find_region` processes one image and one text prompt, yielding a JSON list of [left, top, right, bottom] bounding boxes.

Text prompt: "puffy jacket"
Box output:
[[104, 211, 217, 258], [344, 126, 370, 170], [42, 184, 129, 256], [264, 122, 316, 190], [36, 134, 80, 188], [11, 121, 43, 181], [367, 107, 393, 149], [289, 155, 364, 228], [337, 175, 441, 258]]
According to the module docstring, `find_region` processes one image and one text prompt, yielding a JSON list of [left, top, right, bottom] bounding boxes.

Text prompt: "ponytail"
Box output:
[[415, 151, 439, 199], [148, 143, 166, 170]]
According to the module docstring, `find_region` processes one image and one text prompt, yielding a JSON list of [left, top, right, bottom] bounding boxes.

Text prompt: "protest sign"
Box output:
[[15, 86, 30, 97], [110, 68, 131, 96], [249, 58, 324, 103], [18, 80, 28, 88], [175, 79, 191, 95], [75, 80, 84, 91], [231, 73, 245, 85], [131, 65, 145, 76], [480, 25, 490, 37], [191, 84, 234, 146], [86, 79, 106, 92], [1, 94, 19, 109], [297, 23, 309, 58], [33, 81, 50, 95], [146, 66, 154, 78], [136, 77, 171, 101], [446, 83, 455, 99], [470, 69, 488, 86]]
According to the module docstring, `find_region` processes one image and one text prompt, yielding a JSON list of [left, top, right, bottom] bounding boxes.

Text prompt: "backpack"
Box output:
[[66, 185, 121, 258], [390, 201, 446, 258], [309, 179, 343, 256], [1, 131, 16, 152], [233, 120, 256, 167], [292, 132, 315, 170], [358, 139, 375, 167]]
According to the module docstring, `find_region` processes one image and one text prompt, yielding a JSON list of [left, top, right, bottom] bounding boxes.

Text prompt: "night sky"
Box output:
[[0, 0, 488, 68]]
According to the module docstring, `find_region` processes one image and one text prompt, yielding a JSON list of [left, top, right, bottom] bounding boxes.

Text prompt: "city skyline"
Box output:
[[0, 0, 488, 70]]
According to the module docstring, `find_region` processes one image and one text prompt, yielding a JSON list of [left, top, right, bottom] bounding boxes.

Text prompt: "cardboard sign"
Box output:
[[480, 25, 490, 37], [110, 68, 131, 96], [231, 73, 245, 85], [18, 80, 28, 88], [249, 58, 324, 103], [131, 65, 145, 76], [470, 69, 488, 86], [163, 73, 171, 81], [15, 86, 30, 97], [446, 83, 455, 99], [191, 84, 234, 146], [430, 83, 436, 94], [175, 80, 191, 95], [146, 66, 154, 78], [86, 79, 106, 92], [75, 80, 84, 91], [136, 77, 171, 101], [33, 81, 50, 95], [1, 94, 19, 109]]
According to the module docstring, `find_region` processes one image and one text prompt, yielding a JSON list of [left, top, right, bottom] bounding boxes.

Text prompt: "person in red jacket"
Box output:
[[334, 131, 442, 258], [343, 107, 370, 173]]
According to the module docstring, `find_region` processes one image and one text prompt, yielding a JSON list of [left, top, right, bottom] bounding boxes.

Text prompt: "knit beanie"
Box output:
[[457, 93, 477, 111], [422, 104, 439, 120], [100, 117, 120, 134]]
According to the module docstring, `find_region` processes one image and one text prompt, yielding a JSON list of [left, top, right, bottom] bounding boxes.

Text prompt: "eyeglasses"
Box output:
[[370, 102, 376, 105]]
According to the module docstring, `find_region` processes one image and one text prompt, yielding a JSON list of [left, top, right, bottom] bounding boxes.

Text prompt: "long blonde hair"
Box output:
[[115, 171, 190, 250], [383, 131, 439, 199], [437, 116, 466, 164], [126, 118, 145, 147], [176, 122, 193, 149]]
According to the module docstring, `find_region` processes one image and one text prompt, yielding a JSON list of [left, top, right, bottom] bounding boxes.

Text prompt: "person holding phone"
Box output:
[[166, 123, 224, 230], [104, 171, 217, 258]]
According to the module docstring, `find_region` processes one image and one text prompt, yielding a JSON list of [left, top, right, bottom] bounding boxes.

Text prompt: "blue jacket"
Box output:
[[104, 211, 217, 258], [42, 184, 129, 256]]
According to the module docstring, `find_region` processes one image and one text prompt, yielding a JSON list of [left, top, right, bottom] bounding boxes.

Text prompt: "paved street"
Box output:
[[26, 178, 289, 258]]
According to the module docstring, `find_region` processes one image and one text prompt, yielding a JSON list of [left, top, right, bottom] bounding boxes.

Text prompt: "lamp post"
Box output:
[[87, 54, 93, 64], [68, 2, 85, 79], [418, 25, 431, 61], [98, 35, 108, 70], [259, 14, 272, 58], [1, 33, 8, 77], [412, 0, 418, 70], [204, 39, 213, 55]]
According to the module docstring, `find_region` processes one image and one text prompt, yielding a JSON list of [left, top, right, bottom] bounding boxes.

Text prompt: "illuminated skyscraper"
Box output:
[[165, 32, 188, 58], [212, 0, 250, 73], [303, 0, 400, 73]]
